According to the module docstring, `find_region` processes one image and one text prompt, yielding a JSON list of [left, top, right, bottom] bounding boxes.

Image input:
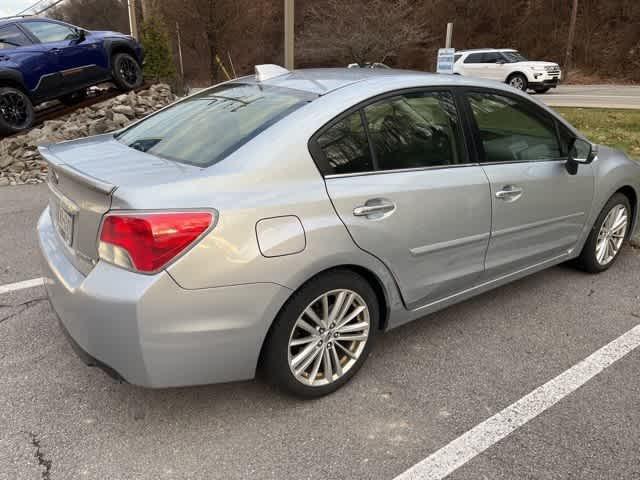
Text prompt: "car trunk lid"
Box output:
[[39, 134, 202, 275]]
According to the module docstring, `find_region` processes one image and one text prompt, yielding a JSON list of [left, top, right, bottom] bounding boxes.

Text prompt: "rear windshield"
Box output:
[[116, 83, 315, 167]]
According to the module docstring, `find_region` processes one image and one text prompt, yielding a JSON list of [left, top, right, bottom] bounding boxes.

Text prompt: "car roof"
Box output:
[[457, 48, 517, 54], [239, 67, 514, 96]]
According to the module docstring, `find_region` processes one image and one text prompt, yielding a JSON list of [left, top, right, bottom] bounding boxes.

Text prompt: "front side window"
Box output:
[[468, 92, 562, 163], [0, 25, 31, 49], [502, 51, 528, 63], [483, 52, 501, 63], [363, 91, 466, 170], [117, 83, 314, 167], [21, 21, 76, 43]]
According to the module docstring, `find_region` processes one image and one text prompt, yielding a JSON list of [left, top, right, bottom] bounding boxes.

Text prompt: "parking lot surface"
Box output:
[[1, 184, 639, 480], [541, 85, 640, 109]]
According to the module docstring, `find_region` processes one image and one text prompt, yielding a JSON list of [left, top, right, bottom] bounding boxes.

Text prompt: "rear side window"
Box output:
[[22, 21, 76, 43], [454, 54, 462, 63], [0, 25, 31, 49], [316, 112, 373, 174], [363, 92, 466, 170], [467, 92, 562, 162], [312, 90, 467, 175], [464, 53, 484, 63], [116, 83, 314, 167]]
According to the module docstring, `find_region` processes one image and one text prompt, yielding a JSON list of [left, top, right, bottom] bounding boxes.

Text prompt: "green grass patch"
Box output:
[[555, 107, 640, 160]]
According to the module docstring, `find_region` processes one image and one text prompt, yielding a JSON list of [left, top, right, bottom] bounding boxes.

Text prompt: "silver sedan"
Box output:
[[38, 66, 640, 397]]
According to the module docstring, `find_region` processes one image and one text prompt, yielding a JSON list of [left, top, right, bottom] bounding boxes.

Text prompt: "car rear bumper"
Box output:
[[38, 207, 291, 388]]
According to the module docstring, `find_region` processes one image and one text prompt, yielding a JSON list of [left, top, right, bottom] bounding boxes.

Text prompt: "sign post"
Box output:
[[436, 48, 455, 74]]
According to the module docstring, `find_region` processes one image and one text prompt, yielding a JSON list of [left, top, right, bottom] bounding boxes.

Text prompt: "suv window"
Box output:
[[116, 83, 314, 167], [482, 52, 502, 63], [464, 53, 484, 64], [0, 24, 31, 49], [363, 91, 466, 170], [21, 21, 76, 43], [467, 92, 562, 163]]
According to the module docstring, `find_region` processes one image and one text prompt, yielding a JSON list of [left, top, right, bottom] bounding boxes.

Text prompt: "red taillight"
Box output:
[[98, 211, 214, 273]]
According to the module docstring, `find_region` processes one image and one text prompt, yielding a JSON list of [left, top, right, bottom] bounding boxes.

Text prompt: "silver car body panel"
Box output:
[[38, 68, 640, 387]]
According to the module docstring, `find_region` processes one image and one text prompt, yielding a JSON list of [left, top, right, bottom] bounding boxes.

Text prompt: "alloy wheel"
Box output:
[[119, 57, 139, 86], [288, 289, 370, 387], [0, 91, 29, 128], [595, 204, 628, 265], [509, 76, 525, 90]]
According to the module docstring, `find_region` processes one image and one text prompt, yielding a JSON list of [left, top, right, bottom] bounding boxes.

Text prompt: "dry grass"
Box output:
[[555, 107, 640, 160]]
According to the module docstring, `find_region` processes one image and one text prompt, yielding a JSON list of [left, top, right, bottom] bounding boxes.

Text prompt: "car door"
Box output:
[[482, 52, 506, 81], [0, 23, 55, 95], [312, 90, 492, 308], [464, 89, 595, 279], [460, 52, 486, 79], [20, 20, 104, 93]]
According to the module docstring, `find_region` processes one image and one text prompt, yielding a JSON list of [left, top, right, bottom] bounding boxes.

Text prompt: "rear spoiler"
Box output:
[[38, 145, 116, 195]]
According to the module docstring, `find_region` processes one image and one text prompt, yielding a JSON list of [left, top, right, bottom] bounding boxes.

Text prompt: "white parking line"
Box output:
[[393, 323, 640, 480], [0, 277, 44, 295]]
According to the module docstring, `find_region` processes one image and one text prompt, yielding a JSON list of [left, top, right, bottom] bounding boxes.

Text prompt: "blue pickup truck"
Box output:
[[0, 16, 144, 134]]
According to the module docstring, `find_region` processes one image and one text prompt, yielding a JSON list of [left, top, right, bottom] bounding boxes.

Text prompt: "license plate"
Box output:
[[56, 203, 74, 246]]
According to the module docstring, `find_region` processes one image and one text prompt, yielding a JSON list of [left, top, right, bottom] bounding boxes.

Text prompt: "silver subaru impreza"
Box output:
[[38, 66, 640, 397]]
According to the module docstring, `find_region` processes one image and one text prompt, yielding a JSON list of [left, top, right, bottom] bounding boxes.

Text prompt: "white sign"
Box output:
[[436, 48, 456, 74]]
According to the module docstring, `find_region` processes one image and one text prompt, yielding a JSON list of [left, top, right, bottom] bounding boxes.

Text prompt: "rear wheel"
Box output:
[[507, 73, 528, 91], [111, 53, 143, 91], [575, 193, 631, 273], [262, 269, 378, 398], [0, 87, 34, 135]]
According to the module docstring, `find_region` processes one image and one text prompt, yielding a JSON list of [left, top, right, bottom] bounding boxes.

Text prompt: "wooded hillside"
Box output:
[[48, 0, 640, 85]]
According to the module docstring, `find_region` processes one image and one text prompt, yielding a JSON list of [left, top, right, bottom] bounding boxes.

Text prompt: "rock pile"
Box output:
[[0, 84, 177, 187]]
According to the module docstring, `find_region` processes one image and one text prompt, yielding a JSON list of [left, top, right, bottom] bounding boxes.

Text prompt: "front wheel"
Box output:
[[111, 53, 143, 91], [262, 270, 378, 398], [0, 87, 35, 135], [575, 193, 631, 273], [507, 73, 528, 91]]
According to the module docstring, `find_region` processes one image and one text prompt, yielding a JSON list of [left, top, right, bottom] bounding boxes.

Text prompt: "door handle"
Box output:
[[495, 185, 524, 202], [353, 200, 396, 217]]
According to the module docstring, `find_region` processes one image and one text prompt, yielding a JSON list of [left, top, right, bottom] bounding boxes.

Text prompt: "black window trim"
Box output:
[[308, 86, 476, 178], [459, 86, 570, 166]]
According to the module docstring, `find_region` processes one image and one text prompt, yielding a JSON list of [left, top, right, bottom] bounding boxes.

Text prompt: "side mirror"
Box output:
[[496, 59, 506, 65], [74, 28, 86, 42], [566, 138, 596, 175]]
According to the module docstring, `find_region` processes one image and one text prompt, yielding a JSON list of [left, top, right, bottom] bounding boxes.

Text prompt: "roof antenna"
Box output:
[[255, 64, 290, 82]]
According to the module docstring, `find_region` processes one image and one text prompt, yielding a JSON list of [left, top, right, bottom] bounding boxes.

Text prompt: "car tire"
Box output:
[[507, 73, 528, 91], [575, 193, 631, 273], [111, 53, 143, 91], [262, 269, 379, 398], [0, 86, 35, 135], [533, 87, 551, 94]]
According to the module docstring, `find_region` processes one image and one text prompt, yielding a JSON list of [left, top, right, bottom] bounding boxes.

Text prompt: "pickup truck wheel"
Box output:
[[507, 73, 528, 91], [111, 53, 143, 91], [0, 87, 34, 135]]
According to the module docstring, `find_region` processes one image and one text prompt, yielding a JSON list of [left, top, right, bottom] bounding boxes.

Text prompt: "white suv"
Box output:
[[453, 49, 561, 93]]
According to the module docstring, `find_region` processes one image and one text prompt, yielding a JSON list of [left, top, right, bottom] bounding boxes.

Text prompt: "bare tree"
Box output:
[[298, 0, 435, 66]]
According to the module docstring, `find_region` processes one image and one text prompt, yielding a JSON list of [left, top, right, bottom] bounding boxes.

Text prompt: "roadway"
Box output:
[[539, 84, 640, 109]]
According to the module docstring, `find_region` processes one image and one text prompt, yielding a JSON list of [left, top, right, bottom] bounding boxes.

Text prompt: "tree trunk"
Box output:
[[564, 0, 579, 81]]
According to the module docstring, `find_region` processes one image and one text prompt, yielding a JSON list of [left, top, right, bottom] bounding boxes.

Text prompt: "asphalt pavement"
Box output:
[[1, 184, 640, 480], [539, 85, 640, 109]]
